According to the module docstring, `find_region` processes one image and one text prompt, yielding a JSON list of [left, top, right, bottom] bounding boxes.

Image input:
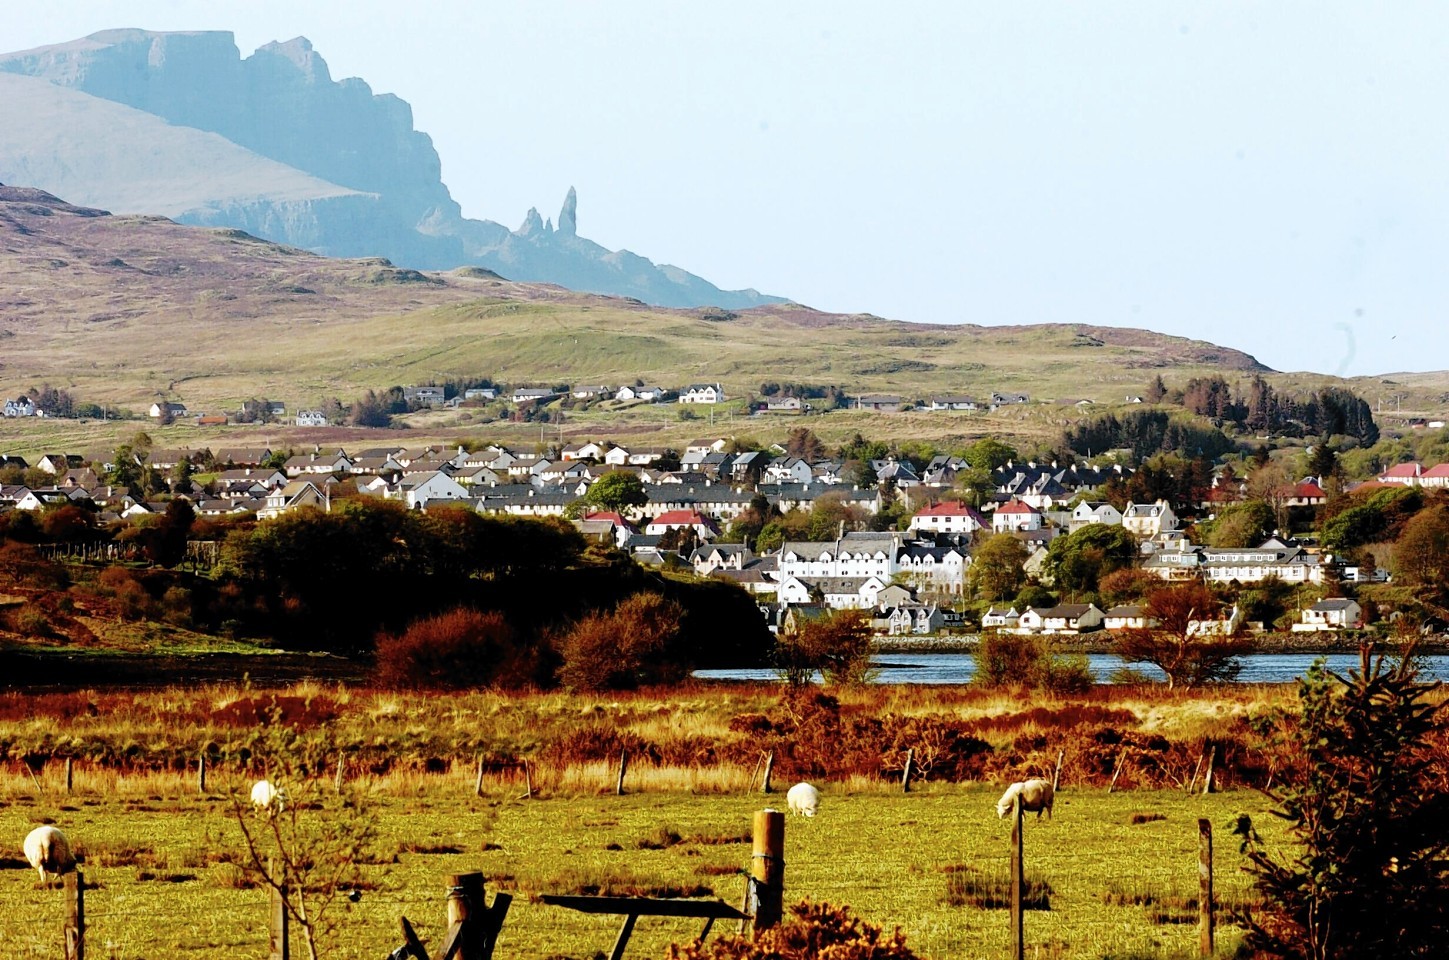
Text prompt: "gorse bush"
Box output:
[[374, 608, 552, 690], [666, 900, 919, 960]]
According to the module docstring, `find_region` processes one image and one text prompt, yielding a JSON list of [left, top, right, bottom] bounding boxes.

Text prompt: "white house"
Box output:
[[1103, 605, 1155, 630], [1122, 500, 1177, 538], [1292, 598, 1363, 632], [981, 606, 1020, 629], [992, 498, 1042, 532], [464, 387, 499, 401], [679, 383, 725, 404], [1015, 603, 1104, 635], [403, 386, 446, 406], [3, 396, 38, 417], [512, 387, 558, 404], [615, 385, 667, 402], [1200, 544, 1332, 584], [1070, 501, 1124, 532], [777, 574, 888, 610], [257, 480, 331, 520], [148, 401, 188, 419], [764, 458, 816, 485], [295, 409, 329, 427], [909, 500, 987, 535], [928, 395, 979, 411], [397, 471, 469, 508], [644, 509, 720, 540]]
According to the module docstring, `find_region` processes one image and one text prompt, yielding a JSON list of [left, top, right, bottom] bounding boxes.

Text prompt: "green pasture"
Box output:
[[1, 780, 1281, 959]]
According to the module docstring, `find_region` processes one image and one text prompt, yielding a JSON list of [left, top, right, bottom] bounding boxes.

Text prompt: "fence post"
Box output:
[[522, 760, 533, 800], [761, 751, 774, 795], [1108, 751, 1130, 793], [748, 809, 785, 936], [1198, 818, 1214, 956], [65, 757, 74, 795], [1052, 749, 1064, 792], [64, 870, 84, 960], [334, 756, 345, 794], [1202, 745, 1216, 796], [198, 752, 207, 795], [1010, 796, 1024, 960], [475, 756, 485, 799], [901, 749, 914, 793], [615, 749, 629, 796], [448, 872, 486, 960], [269, 858, 289, 960]]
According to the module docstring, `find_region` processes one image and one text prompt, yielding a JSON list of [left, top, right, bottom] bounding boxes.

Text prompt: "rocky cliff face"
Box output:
[[0, 30, 782, 309]]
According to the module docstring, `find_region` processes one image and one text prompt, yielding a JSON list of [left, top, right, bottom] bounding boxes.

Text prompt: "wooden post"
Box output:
[[1198, 818, 1214, 956], [901, 749, 914, 793], [65, 757, 74, 794], [1052, 749, 1064, 792], [269, 859, 288, 960], [64, 870, 84, 960], [1187, 747, 1206, 794], [761, 751, 774, 795], [334, 756, 345, 794], [1202, 744, 1216, 796], [748, 809, 785, 935], [615, 748, 629, 796], [1108, 751, 1130, 793], [522, 760, 533, 799], [447, 872, 486, 960], [1010, 796, 1025, 960], [197, 752, 207, 795], [475, 756, 486, 798]]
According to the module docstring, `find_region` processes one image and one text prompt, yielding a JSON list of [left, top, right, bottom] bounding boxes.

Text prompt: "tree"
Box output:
[[229, 725, 381, 960], [1248, 460, 1295, 533], [558, 592, 685, 690], [1243, 649, 1449, 959], [1145, 374, 1167, 404], [774, 609, 874, 686], [1043, 524, 1139, 597], [785, 427, 827, 461], [1207, 499, 1278, 548], [962, 438, 1017, 471], [578, 472, 648, 516], [1392, 503, 1449, 621], [969, 533, 1029, 602], [1115, 583, 1256, 688]]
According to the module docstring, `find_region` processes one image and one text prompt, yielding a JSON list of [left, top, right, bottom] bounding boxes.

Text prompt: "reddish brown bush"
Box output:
[[374, 608, 550, 690], [557, 592, 684, 691], [667, 900, 918, 960]]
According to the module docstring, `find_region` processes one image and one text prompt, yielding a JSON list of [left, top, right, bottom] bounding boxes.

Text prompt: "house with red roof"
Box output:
[[991, 498, 1042, 532], [1419, 463, 1449, 489], [1284, 480, 1328, 507], [909, 500, 986, 535], [1378, 462, 1422, 486], [644, 509, 720, 540]]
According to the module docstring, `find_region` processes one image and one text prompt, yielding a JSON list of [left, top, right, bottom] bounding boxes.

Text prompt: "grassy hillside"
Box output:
[[2, 186, 1445, 459]]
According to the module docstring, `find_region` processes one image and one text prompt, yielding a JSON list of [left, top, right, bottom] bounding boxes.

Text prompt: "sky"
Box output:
[[8, 2, 1449, 376]]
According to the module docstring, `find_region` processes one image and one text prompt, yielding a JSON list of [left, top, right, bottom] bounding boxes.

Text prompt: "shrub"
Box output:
[[973, 632, 1089, 692], [374, 608, 549, 690], [557, 592, 685, 691], [667, 899, 919, 960]]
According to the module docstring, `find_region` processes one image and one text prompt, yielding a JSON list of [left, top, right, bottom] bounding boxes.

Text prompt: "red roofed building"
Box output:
[[1284, 480, 1328, 507], [1419, 463, 1449, 489], [992, 498, 1043, 532], [583, 511, 637, 532], [909, 500, 986, 535], [644, 509, 720, 540], [1378, 462, 1422, 485]]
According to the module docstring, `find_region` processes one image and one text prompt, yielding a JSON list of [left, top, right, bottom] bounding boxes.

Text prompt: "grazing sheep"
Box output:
[[786, 781, 821, 818], [995, 779, 1055, 820], [250, 779, 286, 813], [23, 825, 75, 883]]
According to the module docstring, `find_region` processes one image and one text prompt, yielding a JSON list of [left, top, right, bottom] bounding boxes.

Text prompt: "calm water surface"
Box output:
[[694, 652, 1449, 685]]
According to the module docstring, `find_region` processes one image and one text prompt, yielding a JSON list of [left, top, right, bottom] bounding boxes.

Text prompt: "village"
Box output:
[[5, 397, 1435, 641]]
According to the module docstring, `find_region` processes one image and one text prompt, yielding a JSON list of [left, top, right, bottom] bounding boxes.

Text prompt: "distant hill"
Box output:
[[0, 29, 782, 310], [0, 185, 1297, 418]]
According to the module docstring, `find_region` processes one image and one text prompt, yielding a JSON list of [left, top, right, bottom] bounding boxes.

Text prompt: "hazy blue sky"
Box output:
[[10, 2, 1449, 376]]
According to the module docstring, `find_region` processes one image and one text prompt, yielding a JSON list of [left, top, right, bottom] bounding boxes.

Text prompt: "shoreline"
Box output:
[[872, 633, 1449, 656]]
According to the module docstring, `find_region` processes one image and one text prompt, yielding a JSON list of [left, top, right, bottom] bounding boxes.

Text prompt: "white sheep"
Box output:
[[250, 779, 286, 813], [995, 779, 1055, 820], [23, 825, 75, 883], [786, 781, 820, 818]]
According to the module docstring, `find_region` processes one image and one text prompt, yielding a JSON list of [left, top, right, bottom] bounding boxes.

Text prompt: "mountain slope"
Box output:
[[0, 185, 1301, 418], [0, 30, 782, 310]]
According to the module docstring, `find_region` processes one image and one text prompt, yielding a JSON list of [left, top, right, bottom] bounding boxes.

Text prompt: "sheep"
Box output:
[[786, 781, 821, 818], [995, 779, 1055, 820], [23, 825, 75, 883], [250, 779, 286, 813]]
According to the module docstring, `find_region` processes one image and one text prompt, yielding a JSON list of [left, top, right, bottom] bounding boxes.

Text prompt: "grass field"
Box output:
[[1, 770, 1279, 960]]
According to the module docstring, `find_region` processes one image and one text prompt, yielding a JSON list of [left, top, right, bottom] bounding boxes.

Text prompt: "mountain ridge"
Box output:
[[0, 29, 783, 310]]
